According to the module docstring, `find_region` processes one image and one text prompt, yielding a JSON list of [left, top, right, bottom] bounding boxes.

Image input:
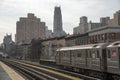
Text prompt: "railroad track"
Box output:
[[19, 60, 101, 80], [1, 59, 101, 80], [2, 60, 57, 80]]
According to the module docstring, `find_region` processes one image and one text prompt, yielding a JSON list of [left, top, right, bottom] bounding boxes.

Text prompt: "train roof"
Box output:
[[57, 43, 106, 51], [107, 41, 120, 48]]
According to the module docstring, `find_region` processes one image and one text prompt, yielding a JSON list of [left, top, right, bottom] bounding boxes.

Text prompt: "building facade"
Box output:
[[65, 33, 88, 46], [45, 26, 53, 39], [88, 26, 120, 44], [65, 35, 76, 46], [73, 16, 88, 34], [29, 39, 42, 61], [73, 16, 113, 34], [73, 10, 120, 45], [16, 13, 46, 44], [108, 10, 120, 26], [41, 37, 66, 60]]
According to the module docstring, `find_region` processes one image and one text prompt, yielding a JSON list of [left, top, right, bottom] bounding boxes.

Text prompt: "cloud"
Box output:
[[0, 0, 120, 43]]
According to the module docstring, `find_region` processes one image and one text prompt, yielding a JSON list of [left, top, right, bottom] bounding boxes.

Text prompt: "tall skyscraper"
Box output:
[[53, 6, 66, 37]]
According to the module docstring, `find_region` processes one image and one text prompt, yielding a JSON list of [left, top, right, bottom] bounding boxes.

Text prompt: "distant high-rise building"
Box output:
[[3, 34, 13, 53], [73, 16, 88, 34], [73, 16, 111, 34], [108, 10, 120, 26], [16, 13, 46, 44], [100, 17, 110, 26], [53, 6, 66, 37]]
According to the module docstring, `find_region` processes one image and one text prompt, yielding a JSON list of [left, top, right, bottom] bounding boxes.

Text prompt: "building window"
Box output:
[[111, 33, 115, 39], [102, 34, 104, 40], [95, 35, 97, 43]]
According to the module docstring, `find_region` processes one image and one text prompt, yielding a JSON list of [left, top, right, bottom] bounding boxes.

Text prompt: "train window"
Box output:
[[90, 53, 92, 58], [61, 52, 64, 57], [89, 50, 92, 58], [56, 53, 58, 57], [93, 45, 98, 47], [118, 48, 120, 54], [82, 50, 86, 58], [107, 50, 111, 58], [96, 50, 100, 58], [91, 50, 96, 58], [71, 51, 76, 57], [77, 52, 82, 57], [62, 52, 65, 57], [64, 53, 66, 57], [77, 51, 82, 57], [92, 53, 96, 58], [63, 51, 70, 58], [86, 50, 88, 58], [64, 52, 67, 57], [114, 43, 120, 45]]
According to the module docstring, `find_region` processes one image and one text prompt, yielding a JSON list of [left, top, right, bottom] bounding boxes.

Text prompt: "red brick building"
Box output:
[[66, 26, 120, 46], [88, 26, 120, 44], [65, 33, 88, 46]]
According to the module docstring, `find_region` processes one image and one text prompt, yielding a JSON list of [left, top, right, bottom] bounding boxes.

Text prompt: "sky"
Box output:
[[0, 0, 120, 43]]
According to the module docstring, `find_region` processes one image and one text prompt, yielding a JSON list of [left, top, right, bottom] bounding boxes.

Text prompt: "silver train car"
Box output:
[[56, 42, 120, 80], [107, 41, 120, 79]]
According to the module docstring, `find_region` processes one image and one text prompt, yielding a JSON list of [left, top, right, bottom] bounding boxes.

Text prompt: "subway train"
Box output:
[[56, 41, 120, 80]]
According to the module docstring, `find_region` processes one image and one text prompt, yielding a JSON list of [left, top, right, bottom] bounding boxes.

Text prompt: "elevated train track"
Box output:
[[0, 59, 101, 80]]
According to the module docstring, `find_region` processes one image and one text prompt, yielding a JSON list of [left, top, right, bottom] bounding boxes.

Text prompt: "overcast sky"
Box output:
[[0, 0, 120, 43]]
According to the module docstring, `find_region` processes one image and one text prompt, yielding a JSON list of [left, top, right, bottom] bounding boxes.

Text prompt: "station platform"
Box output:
[[0, 61, 25, 80]]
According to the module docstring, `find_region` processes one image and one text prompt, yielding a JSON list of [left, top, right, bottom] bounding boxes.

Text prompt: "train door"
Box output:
[[56, 51, 62, 65], [101, 49, 107, 71], [59, 51, 61, 64], [70, 50, 72, 65], [118, 47, 120, 69], [56, 51, 60, 64], [71, 50, 76, 66], [86, 49, 92, 69]]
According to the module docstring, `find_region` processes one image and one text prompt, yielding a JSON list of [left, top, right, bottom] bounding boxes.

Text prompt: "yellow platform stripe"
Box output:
[[14, 60, 81, 80], [0, 61, 25, 80]]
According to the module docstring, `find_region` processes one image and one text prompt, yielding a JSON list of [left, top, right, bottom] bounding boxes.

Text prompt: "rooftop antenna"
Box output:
[[55, 1, 61, 7]]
